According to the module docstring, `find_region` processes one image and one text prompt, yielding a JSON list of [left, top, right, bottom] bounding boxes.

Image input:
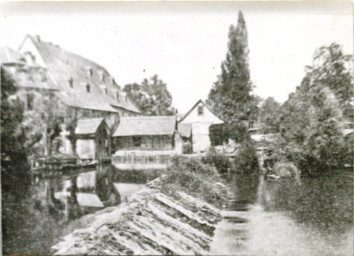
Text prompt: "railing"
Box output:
[[112, 151, 176, 170], [30, 157, 78, 170]]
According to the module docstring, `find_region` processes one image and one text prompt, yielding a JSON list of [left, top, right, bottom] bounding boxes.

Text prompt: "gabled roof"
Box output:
[[113, 116, 176, 137], [75, 118, 105, 135], [1, 47, 57, 90], [0, 46, 26, 64], [19, 35, 140, 114], [178, 123, 192, 138], [178, 99, 224, 124]]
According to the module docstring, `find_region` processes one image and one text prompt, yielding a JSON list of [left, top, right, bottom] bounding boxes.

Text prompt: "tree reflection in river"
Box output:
[[225, 171, 354, 256]]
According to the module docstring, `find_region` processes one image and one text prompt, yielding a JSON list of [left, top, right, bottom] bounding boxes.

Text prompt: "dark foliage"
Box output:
[[207, 11, 259, 123], [209, 124, 229, 146], [161, 156, 228, 207], [270, 43, 353, 176], [123, 74, 177, 116], [234, 141, 259, 173], [202, 148, 232, 175], [209, 122, 250, 146]]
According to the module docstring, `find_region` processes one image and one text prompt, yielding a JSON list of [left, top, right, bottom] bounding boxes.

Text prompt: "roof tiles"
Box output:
[[113, 116, 176, 137]]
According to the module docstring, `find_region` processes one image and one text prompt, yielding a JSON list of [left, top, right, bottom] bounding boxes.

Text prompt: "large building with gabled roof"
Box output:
[[18, 34, 140, 117]]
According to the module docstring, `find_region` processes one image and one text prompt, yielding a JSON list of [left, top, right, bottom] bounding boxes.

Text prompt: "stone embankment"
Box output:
[[52, 187, 222, 255]]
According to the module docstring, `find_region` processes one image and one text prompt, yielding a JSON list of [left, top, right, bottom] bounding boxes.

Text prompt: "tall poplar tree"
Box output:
[[208, 11, 258, 123]]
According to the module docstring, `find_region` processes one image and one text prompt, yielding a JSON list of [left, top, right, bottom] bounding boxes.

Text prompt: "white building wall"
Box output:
[[76, 139, 95, 159], [180, 101, 223, 153], [191, 123, 213, 153], [180, 101, 223, 124]]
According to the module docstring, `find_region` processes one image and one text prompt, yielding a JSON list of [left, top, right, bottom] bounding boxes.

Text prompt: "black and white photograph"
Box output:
[[0, 1, 353, 255]]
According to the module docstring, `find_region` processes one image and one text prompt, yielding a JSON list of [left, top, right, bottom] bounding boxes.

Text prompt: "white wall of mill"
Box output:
[[180, 102, 223, 124], [180, 101, 223, 153], [76, 139, 95, 159]]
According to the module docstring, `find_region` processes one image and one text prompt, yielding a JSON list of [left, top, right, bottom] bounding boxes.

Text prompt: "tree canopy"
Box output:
[[123, 75, 176, 116], [258, 97, 281, 133], [207, 11, 259, 123], [270, 43, 353, 175]]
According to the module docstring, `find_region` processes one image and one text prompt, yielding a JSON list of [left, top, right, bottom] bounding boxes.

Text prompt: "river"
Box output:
[[2, 168, 353, 255], [211, 172, 353, 255], [2, 165, 159, 255]]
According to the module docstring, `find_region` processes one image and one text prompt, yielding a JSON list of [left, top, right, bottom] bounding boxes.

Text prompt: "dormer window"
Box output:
[[100, 84, 107, 94], [198, 105, 204, 116], [69, 78, 74, 88], [85, 66, 93, 78], [40, 72, 47, 82], [24, 52, 36, 65], [86, 83, 90, 93]]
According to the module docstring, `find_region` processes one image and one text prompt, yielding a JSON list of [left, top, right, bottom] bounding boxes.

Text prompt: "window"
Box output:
[[69, 78, 74, 88], [86, 84, 90, 93], [197, 105, 204, 116], [133, 137, 142, 147]]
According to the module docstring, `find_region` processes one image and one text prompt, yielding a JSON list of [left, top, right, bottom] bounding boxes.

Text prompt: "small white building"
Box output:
[[178, 99, 224, 153], [75, 118, 110, 159]]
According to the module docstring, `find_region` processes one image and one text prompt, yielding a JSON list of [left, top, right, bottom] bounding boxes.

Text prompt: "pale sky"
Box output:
[[1, 1, 353, 113]]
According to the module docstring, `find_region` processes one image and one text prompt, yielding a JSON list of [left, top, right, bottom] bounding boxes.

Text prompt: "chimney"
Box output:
[[35, 35, 41, 42]]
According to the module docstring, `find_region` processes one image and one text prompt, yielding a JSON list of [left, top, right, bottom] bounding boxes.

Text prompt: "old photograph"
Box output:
[[0, 1, 353, 255]]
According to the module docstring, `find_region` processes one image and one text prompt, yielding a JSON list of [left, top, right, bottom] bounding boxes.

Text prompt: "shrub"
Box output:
[[161, 156, 228, 207], [234, 141, 259, 173], [202, 148, 232, 175], [182, 141, 193, 154], [209, 124, 229, 146], [273, 161, 301, 181]]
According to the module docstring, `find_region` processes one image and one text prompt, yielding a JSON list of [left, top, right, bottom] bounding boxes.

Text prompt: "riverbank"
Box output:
[[52, 188, 222, 255], [52, 156, 229, 255]]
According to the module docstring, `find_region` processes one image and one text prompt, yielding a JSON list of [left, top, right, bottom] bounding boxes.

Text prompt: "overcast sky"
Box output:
[[1, 1, 352, 113]]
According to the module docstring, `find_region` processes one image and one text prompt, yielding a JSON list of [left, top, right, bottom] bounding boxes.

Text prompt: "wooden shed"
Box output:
[[112, 116, 178, 152], [75, 118, 110, 160]]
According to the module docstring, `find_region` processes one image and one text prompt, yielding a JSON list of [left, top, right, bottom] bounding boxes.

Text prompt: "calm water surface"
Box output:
[[211, 172, 353, 256], [2, 165, 156, 255], [3, 167, 353, 255]]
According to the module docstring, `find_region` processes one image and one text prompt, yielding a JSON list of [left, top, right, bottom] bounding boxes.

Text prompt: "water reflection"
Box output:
[[41, 166, 153, 220], [219, 172, 354, 255], [3, 165, 152, 255]]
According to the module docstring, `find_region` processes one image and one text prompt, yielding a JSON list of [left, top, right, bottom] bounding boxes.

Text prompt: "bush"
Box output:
[[234, 141, 259, 173], [160, 156, 228, 207], [209, 124, 229, 146], [272, 161, 301, 181], [182, 141, 193, 154], [202, 148, 232, 175]]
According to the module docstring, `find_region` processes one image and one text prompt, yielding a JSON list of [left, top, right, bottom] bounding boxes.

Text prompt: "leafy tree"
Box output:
[[123, 75, 176, 116], [258, 97, 281, 133], [234, 141, 259, 173], [208, 11, 259, 123], [1, 67, 27, 164], [272, 43, 353, 175]]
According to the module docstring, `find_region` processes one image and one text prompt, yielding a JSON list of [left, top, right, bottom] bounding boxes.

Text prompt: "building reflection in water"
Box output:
[[44, 168, 122, 221]]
